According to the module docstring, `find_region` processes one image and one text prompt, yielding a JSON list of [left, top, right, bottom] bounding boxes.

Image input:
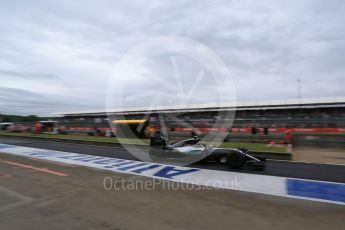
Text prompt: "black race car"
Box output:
[[149, 133, 265, 170]]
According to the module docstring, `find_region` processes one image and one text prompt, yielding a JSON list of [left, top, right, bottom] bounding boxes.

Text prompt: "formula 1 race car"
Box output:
[[149, 132, 265, 170]]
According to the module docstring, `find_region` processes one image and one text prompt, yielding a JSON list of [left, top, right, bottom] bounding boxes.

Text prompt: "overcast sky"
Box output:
[[1, 0, 345, 116]]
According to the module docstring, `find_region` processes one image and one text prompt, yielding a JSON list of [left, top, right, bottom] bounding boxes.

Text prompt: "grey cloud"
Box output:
[[0, 0, 344, 115], [0, 87, 39, 98], [0, 69, 59, 79], [0, 87, 104, 115]]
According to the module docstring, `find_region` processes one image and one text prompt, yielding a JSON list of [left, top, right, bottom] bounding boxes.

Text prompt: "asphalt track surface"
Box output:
[[1, 137, 345, 183], [1, 153, 344, 230]]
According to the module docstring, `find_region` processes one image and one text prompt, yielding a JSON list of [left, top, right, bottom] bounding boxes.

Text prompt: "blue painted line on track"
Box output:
[[287, 179, 345, 203]]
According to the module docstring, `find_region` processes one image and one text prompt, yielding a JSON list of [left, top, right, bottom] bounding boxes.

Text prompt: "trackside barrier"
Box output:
[[292, 133, 345, 149], [0, 143, 344, 205]]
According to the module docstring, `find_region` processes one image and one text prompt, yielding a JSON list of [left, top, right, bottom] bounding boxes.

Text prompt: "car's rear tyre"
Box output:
[[226, 150, 246, 169]]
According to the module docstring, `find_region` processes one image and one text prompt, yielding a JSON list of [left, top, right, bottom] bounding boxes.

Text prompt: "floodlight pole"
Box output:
[[297, 78, 302, 100]]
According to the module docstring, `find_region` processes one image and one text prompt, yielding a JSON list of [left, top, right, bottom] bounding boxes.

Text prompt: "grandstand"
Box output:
[[56, 97, 345, 135]]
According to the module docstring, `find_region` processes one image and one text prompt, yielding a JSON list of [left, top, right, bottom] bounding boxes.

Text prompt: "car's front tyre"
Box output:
[[226, 150, 247, 169]]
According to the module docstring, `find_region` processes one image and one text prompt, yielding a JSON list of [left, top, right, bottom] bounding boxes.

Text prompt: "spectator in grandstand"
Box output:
[[34, 121, 42, 134], [284, 129, 293, 145]]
